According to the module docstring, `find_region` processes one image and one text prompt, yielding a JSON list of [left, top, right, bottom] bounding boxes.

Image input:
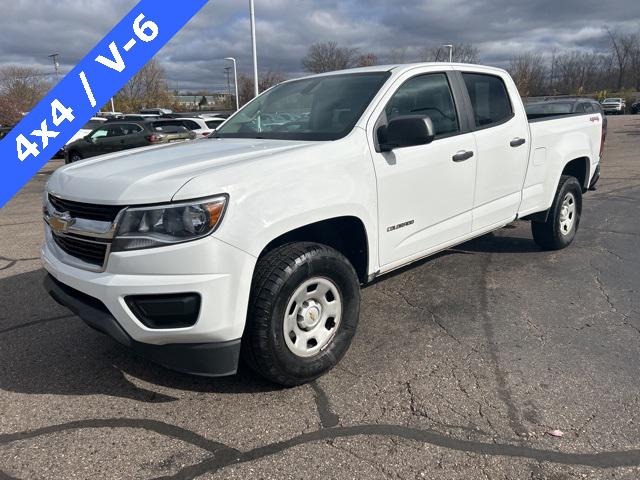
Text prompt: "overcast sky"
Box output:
[[2, 0, 639, 93]]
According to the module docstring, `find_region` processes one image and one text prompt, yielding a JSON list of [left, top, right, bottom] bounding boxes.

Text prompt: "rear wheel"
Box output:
[[531, 175, 582, 250], [242, 242, 360, 386]]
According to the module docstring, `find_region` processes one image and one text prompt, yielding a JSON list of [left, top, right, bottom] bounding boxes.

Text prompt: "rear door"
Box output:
[[369, 68, 477, 267], [459, 71, 530, 231]]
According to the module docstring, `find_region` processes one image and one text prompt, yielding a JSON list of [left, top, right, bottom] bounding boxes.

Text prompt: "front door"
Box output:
[[370, 72, 477, 267]]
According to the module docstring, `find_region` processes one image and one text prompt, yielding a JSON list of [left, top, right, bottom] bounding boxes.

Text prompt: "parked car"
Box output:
[[601, 97, 626, 115], [95, 111, 124, 119], [64, 120, 196, 163], [44, 63, 603, 385], [55, 117, 108, 158], [203, 116, 226, 131], [526, 98, 607, 138], [0, 126, 12, 140], [121, 114, 160, 121], [140, 108, 173, 116], [156, 117, 215, 137], [630, 100, 640, 115]]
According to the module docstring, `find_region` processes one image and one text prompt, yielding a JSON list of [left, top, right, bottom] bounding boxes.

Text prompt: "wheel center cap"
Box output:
[[298, 301, 322, 330]]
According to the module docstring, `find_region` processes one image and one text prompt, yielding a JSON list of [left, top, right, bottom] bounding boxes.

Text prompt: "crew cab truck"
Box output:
[[42, 63, 603, 386]]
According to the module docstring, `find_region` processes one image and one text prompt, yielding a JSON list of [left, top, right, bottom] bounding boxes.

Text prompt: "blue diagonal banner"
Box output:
[[0, 0, 209, 208]]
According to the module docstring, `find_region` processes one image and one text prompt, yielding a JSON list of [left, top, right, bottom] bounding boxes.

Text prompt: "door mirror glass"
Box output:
[[379, 115, 435, 152]]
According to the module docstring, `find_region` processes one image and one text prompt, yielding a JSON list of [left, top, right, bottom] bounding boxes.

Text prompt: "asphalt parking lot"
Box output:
[[0, 115, 639, 480]]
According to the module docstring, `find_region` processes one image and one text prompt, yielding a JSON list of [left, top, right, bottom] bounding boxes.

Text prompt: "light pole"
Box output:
[[444, 44, 453, 63], [249, 0, 259, 98], [225, 57, 240, 111], [48, 53, 60, 82]]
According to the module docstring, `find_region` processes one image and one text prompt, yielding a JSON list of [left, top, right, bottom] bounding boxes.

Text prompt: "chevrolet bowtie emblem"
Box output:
[[49, 211, 76, 234]]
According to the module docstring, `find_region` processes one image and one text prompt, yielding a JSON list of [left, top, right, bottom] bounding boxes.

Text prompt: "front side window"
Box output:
[[384, 73, 459, 137], [90, 128, 109, 139], [216, 72, 390, 141], [462, 73, 513, 128]]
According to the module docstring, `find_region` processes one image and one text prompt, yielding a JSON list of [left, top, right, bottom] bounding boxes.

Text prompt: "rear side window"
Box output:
[[575, 103, 587, 113], [462, 73, 513, 128], [206, 119, 224, 129], [121, 124, 143, 135], [385, 73, 459, 137], [181, 120, 200, 130]]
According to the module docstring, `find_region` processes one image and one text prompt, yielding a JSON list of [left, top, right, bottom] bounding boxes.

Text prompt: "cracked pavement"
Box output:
[[1, 115, 639, 479]]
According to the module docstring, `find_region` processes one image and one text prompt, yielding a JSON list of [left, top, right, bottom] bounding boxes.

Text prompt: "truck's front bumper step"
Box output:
[[43, 274, 241, 377]]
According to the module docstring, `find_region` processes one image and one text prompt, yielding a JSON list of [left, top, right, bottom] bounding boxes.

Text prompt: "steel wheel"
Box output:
[[283, 277, 342, 358], [558, 192, 576, 235]]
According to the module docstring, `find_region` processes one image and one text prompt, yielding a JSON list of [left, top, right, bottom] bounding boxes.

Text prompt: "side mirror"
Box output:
[[379, 115, 436, 152]]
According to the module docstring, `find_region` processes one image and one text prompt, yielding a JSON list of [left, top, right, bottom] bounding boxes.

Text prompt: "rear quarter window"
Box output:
[[462, 73, 514, 128]]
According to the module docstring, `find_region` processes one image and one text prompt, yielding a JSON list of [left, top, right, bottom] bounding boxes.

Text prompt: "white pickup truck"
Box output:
[[43, 63, 603, 385]]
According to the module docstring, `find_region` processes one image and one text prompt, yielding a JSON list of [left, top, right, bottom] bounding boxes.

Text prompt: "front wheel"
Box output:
[[242, 242, 360, 386], [531, 175, 582, 250]]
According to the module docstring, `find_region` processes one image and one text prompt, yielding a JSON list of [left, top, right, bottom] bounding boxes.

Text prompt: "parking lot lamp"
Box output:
[[444, 44, 453, 63], [250, 0, 259, 98], [225, 57, 240, 111]]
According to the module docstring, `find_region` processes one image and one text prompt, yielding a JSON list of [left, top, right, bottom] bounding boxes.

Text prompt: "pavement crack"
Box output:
[[0, 255, 40, 271], [0, 314, 74, 335], [310, 381, 340, 428]]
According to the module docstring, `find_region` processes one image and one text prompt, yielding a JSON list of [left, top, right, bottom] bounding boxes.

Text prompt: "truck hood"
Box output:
[[47, 138, 312, 205]]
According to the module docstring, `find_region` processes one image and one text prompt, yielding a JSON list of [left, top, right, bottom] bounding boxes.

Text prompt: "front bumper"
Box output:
[[41, 230, 257, 376], [44, 275, 241, 376]]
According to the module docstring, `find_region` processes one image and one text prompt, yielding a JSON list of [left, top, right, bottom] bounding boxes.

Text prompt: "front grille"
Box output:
[[49, 195, 123, 222], [53, 233, 108, 267]]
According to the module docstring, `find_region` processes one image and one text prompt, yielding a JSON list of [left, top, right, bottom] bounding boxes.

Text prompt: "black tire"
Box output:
[[242, 242, 360, 386], [67, 151, 82, 164], [531, 175, 582, 250]]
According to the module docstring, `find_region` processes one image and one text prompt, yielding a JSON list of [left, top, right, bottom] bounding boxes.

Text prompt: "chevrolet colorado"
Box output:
[[42, 63, 603, 385]]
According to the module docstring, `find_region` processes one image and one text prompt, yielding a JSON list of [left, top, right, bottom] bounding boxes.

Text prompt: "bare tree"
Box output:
[[355, 53, 378, 67], [302, 41, 358, 73], [508, 52, 548, 97], [390, 47, 409, 64], [114, 58, 174, 112], [238, 71, 286, 107], [0, 66, 49, 124], [422, 43, 480, 64], [628, 38, 640, 91], [552, 51, 604, 94], [605, 27, 638, 91]]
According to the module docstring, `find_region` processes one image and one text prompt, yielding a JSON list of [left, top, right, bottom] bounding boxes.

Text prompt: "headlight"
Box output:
[[112, 196, 227, 252]]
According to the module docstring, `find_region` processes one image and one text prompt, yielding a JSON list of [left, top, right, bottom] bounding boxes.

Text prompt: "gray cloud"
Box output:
[[1, 0, 639, 92]]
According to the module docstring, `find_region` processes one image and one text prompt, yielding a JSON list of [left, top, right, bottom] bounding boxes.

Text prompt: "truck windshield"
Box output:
[[215, 72, 391, 141]]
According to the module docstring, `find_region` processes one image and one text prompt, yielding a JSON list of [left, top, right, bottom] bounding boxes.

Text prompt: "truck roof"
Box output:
[[303, 62, 509, 78]]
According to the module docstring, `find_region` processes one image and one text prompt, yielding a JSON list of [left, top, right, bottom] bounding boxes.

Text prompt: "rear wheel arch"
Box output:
[[561, 157, 590, 192]]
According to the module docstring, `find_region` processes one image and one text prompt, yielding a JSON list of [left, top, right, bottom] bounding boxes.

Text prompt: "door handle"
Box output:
[[510, 137, 526, 147], [452, 150, 474, 162]]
